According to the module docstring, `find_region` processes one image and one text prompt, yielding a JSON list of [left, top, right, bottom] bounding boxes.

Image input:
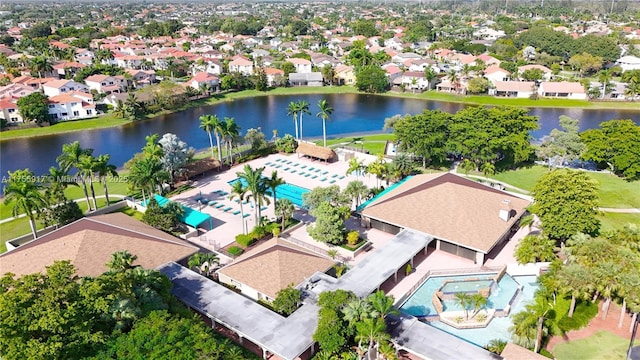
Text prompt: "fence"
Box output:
[[280, 235, 348, 262]]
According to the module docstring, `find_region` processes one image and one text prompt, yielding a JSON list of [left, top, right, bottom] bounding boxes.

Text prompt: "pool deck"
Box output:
[[167, 151, 381, 262]]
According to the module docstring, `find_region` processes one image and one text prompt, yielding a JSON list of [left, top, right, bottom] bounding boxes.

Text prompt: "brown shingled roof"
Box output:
[[218, 238, 334, 299], [296, 142, 336, 162], [182, 157, 222, 179], [360, 173, 530, 253], [0, 213, 198, 278], [501, 343, 549, 360]]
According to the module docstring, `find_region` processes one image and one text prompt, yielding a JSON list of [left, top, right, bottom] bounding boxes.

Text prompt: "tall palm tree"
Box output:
[[236, 165, 270, 224], [199, 114, 217, 159], [346, 157, 365, 179], [344, 180, 368, 209], [447, 69, 460, 93], [265, 170, 285, 213], [367, 290, 399, 320], [296, 100, 311, 141], [343, 298, 373, 325], [30, 56, 53, 78], [275, 198, 295, 232], [94, 154, 118, 206], [57, 141, 93, 211], [222, 117, 240, 165], [187, 252, 220, 276], [142, 134, 163, 161], [229, 180, 249, 234], [45, 165, 78, 203], [355, 317, 390, 357], [316, 99, 334, 147], [3, 169, 48, 239], [78, 154, 98, 211], [128, 157, 170, 203], [286, 101, 299, 140], [424, 67, 438, 90], [556, 263, 592, 317]]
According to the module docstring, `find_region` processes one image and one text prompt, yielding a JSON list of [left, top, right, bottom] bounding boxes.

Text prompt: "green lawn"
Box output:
[[315, 133, 396, 155], [0, 115, 130, 141], [598, 212, 640, 232], [116, 206, 144, 221], [490, 166, 640, 208], [552, 331, 629, 360]]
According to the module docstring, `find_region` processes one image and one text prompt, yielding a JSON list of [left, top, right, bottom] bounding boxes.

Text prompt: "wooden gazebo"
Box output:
[[296, 142, 337, 163]]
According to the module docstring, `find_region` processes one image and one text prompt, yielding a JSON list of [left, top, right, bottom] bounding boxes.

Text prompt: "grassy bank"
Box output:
[[598, 212, 640, 232], [552, 331, 628, 360], [314, 133, 395, 155], [3, 86, 638, 141], [490, 165, 640, 209]]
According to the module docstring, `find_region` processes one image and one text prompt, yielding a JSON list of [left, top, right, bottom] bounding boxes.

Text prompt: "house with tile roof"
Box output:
[[288, 57, 313, 73], [264, 67, 285, 87], [47, 92, 95, 121], [517, 64, 553, 81], [185, 72, 219, 91], [42, 79, 89, 97], [84, 74, 126, 93], [537, 81, 587, 100], [0, 98, 23, 124], [491, 81, 536, 98], [52, 61, 87, 78], [228, 57, 254, 75], [484, 65, 511, 85], [334, 64, 356, 85], [12, 75, 56, 90], [0, 82, 36, 99], [217, 238, 334, 301], [0, 213, 199, 278], [359, 173, 530, 264]]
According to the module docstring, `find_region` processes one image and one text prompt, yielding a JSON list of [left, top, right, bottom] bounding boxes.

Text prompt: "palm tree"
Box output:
[[94, 154, 118, 206], [424, 67, 438, 90], [222, 117, 240, 165], [3, 169, 48, 239], [199, 114, 218, 159], [30, 56, 53, 78], [454, 292, 473, 319], [142, 134, 163, 161], [78, 154, 99, 211], [229, 180, 249, 234], [286, 101, 299, 140], [343, 298, 373, 325], [265, 170, 285, 213], [355, 317, 390, 357], [107, 250, 138, 272], [368, 290, 399, 320], [187, 252, 220, 276], [128, 157, 170, 203], [470, 293, 488, 318], [275, 198, 295, 232], [391, 153, 413, 179], [316, 99, 334, 147], [45, 166, 78, 203], [56, 141, 93, 211], [109, 298, 140, 331], [346, 157, 365, 179], [447, 69, 460, 93], [485, 339, 507, 354], [236, 165, 270, 224], [296, 100, 311, 141], [556, 263, 592, 317], [344, 180, 368, 209]]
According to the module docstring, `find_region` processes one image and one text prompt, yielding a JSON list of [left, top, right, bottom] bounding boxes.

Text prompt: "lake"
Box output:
[[1, 93, 639, 177]]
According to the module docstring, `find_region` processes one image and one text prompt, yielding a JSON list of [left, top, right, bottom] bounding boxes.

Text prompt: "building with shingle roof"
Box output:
[[360, 173, 530, 263], [217, 238, 334, 301], [0, 213, 199, 278]]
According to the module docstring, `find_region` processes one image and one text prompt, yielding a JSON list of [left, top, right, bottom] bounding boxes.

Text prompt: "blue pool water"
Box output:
[[400, 273, 538, 347], [228, 178, 309, 207]]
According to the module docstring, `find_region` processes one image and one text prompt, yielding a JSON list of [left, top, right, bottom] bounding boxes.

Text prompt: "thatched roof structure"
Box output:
[[296, 142, 336, 162], [182, 157, 221, 179]]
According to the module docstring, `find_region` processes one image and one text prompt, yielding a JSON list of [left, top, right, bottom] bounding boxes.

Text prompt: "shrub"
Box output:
[[454, 316, 464, 324], [275, 134, 297, 153], [235, 234, 256, 247], [346, 231, 360, 246], [227, 246, 244, 256], [475, 312, 488, 322], [250, 225, 267, 240]]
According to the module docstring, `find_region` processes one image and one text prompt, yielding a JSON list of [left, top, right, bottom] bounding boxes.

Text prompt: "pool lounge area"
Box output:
[[228, 178, 310, 207], [400, 271, 539, 347]]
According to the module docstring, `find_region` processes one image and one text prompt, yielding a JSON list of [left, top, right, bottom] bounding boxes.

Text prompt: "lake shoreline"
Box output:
[[1, 86, 639, 141]]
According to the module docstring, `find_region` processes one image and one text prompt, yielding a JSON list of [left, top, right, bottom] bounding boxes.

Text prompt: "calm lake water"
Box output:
[[1, 93, 639, 177]]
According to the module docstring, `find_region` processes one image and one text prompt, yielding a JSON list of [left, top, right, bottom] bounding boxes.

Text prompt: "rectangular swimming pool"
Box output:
[[228, 178, 309, 207]]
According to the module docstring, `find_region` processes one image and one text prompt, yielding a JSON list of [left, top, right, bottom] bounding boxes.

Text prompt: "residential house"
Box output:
[[537, 81, 587, 100], [125, 69, 156, 88], [47, 93, 95, 121], [289, 58, 313, 73], [0, 83, 35, 99], [289, 72, 323, 87], [0, 98, 23, 124], [0, 213, 198, 277], [484, 65, 511, 85], [382, 64, 403, 82], [400, 71, 431, 91], [12, 75, 56, 90], [264, 67, 285, 87], [42, 79, 89, 97], [228, 57, 254, 75], [491, 81, 536, 98], [517, 64, 553, 81], [84, 74, 126, 94], [392, 52, 421, 65], [74, 49, 95, 65], [52, 61, 86, 79], [359, 173, 530, 264], [406, 58, 436, 72], [334, 65, 356, 86], [185, 72, 219, 91], [615, 55, 640, 72], [218, 238, 334, 302], [476, 53, 501, 67]]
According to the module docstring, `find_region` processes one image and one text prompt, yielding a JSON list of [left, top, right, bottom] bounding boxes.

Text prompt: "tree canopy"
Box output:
[[580, 119, 640, 180], [17, 92, 50, 124]]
